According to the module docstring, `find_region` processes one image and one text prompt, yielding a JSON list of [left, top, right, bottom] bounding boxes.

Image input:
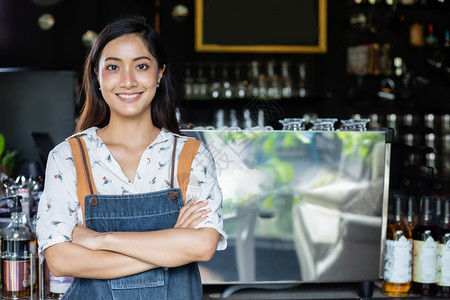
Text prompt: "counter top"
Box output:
[[202, 281, 446, 299]]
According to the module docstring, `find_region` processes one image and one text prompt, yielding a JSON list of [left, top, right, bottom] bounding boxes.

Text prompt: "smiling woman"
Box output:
[[75, 18, 179, 134], [95, 33, 166, 181], [36, 17, 226, 300], [97, 34, 165, 123]]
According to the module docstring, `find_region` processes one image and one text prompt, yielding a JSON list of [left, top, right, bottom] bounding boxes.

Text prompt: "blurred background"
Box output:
[[0, 0, 449, 201]]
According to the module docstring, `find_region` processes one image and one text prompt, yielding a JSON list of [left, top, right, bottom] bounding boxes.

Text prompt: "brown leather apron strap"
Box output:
[[177, 138, 202, 203], [68, 136, 97, 224]]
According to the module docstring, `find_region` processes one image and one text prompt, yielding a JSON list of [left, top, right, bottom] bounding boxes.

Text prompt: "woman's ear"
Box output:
[[96, 70, 101, 90], [158, 64, 166, 82]]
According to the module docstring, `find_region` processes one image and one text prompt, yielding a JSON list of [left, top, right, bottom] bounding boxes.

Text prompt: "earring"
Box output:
[[98, 87, 101, 91], [156, 82, 160, 88]]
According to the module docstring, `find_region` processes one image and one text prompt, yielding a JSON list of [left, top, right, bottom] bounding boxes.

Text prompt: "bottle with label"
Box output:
[[48, 271, 73, 299], [412, 194, 438, 296], [383, 193, 413, 296], [437, 197, 450, 296], [20, 207, 38, 292], [2, 195, 31, 298]]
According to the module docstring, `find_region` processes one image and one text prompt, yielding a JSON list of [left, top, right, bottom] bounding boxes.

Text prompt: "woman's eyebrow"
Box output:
[[104, 56, 152, 62], [133, 56, 152, 61]]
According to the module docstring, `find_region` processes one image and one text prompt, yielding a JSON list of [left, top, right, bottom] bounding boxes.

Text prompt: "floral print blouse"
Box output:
[[36, 127, 227, 257]]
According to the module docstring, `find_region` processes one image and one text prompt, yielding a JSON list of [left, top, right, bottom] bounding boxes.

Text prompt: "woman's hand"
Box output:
[[174, 199, 211, 229], [72, 224, 105, 251]]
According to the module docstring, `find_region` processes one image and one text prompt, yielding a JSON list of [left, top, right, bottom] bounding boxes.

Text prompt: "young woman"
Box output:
[[36, 17, 226, 299]]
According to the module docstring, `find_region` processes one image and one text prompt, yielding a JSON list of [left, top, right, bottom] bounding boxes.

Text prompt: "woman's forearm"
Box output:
[[45, 241, 159, 279], [100, 227, 220, 267]]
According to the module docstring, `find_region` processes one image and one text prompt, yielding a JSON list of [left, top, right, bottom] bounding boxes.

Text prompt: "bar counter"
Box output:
[[202, 282, 447, 299]]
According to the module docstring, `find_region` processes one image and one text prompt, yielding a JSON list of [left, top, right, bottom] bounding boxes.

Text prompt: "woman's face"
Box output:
[[97, 33, 165, 122]]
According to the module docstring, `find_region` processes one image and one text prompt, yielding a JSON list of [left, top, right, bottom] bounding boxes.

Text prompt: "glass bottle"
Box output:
[[267, 60, 281, 99], [411, 195, 438, 296], [425, 24, 438, 47], [298, 63, 307, 97], [257, 62, 268, 99], [437, 197, 450, 296], [49, 271, 73, 299], [183, 62, 193, 99], [444, 30, 450, 48], [221, 63, 233, 99], [407, 195, 418, 231], [197, 64, 208, 99], [233, 63, 247, 99], [209, 63, 221, 99], [20, 203, 38, 292], [280, 61, 293, 98], [382, 193, 413, 297], [2, 195, 31, 298], [246, 61, 260, 98]]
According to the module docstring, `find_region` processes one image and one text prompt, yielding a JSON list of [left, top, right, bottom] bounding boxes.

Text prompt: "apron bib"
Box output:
[[62, 189, 202, 300], [63, 135, 203, 299]]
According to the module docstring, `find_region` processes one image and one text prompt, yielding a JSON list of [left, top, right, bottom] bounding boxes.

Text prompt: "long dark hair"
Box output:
[[76, 17, 181, 135]]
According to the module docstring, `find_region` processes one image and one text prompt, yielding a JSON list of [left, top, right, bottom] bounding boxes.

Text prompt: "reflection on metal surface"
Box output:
[[184, 130, 389, 284]]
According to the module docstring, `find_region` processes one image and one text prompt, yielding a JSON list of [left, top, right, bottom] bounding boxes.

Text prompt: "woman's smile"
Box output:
[[116, 92, 143, 102]]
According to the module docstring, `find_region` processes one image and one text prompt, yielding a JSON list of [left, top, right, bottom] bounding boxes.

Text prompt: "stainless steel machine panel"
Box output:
[[184, 130, 390, 284]]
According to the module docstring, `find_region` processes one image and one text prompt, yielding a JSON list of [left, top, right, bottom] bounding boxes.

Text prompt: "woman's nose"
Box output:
[[120, 69, 137, 88]]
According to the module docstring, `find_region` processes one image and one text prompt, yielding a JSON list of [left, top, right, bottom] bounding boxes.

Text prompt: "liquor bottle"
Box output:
[[280, 61, 293, 98], [407, 195, 418, 231], [444, 30, 450, 49], [267, 60, 281, 99], [209, 63, 221, 99], [298, 63, 307, 98], [183, 62, 193, 98], [425, 24, 438, 48], [221, 63, 233, 99], [21, 208, 38, 292], [246, 61, 260, 98], [382, 193, 413, 296], [437, 197, 450, 296], [2, 195, 31, 298], [411, 195, 438, 296], [232, 63, 247, 99], [195, 63, 208, 99]]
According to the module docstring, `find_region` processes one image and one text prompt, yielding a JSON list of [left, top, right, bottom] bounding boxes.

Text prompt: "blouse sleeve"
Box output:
[[36, 141, 80, 258], [186, 142, 227, 251]]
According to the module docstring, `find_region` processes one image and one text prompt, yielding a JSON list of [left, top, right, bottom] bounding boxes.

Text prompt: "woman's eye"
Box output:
[[106, 65, 119, 71], [137, 64, 149, 70]]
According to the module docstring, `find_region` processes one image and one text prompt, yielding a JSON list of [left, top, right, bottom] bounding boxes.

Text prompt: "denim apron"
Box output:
[[62, 189, 202, 300], [62, 137, 203, 299]]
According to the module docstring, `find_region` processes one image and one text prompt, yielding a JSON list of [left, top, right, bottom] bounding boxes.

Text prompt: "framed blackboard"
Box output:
[[195, 0, 327, 53]]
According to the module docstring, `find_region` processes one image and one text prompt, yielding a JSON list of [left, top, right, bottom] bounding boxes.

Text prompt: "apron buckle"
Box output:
[[168, 191, 179, 200], [89, 196, 98, 206]]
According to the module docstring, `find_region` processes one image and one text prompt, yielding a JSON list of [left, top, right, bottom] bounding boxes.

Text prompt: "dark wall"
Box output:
[[0, 0, 156, 73], [1, 0, 450, 135], [0, 70, 77, 170], [0, 0, 353, 120], [159, 0, 350, 126]]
